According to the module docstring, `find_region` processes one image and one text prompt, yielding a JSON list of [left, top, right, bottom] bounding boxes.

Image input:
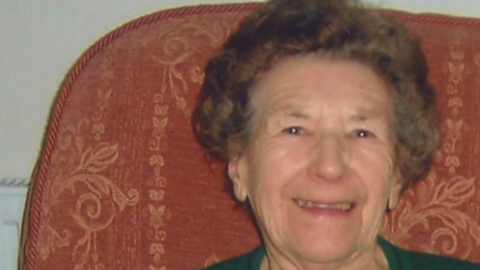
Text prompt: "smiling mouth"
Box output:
[[294, 199, 355, 211]]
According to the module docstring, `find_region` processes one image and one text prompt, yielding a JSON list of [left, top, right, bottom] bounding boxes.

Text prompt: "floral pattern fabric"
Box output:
[[19, 4, 480, 270]]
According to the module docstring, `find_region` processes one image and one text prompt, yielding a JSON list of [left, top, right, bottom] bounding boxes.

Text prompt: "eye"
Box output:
[[282, 126, 305, 135], [353, 129, 375, 138]]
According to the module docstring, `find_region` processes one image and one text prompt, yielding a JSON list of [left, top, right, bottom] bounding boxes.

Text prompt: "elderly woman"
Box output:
[[193, 0, 480, 269]]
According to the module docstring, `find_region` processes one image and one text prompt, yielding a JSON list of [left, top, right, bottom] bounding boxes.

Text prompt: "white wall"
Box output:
[[1, 0, 480, 180]]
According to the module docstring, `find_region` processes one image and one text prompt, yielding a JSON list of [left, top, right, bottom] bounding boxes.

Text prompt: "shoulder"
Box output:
[[379, 237, 480, 270], [202, 246, 265, 270], [401, 249, 480, 270]]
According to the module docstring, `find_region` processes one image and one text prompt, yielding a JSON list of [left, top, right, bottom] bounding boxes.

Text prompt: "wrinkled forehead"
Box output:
[[250, 51, 393, 98], [248, 53, 394, 116], [247, 60, 389, 131]]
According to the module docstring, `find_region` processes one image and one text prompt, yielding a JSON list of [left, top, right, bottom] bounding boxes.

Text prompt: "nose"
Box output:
[[308, 133, 349, 182]]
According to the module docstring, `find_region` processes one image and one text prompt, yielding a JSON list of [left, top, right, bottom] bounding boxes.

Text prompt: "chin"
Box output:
[[283, 231, 373, 266]]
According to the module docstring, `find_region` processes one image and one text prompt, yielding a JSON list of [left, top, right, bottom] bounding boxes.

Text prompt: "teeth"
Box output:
[[295, 199, 353, 211], [306, 200, 314, 208], [297, 199, 307, 207]]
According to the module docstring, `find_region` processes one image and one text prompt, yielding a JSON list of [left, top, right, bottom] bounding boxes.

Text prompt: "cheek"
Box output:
[[245, 138, 306, 196], [351, 143, 396, 202], [352, 140, 394, 177], [353, 147, 395, 239]]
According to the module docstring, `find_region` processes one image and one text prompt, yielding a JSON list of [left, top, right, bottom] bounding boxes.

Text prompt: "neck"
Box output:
[[260, 243, 389, 270]]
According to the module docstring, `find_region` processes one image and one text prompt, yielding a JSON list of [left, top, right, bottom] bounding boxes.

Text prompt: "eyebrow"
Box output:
[[267, 109, 310, 122], [267, 104, 386, 122], [349, 108, 383, 122], [288, 110, 310, 119]]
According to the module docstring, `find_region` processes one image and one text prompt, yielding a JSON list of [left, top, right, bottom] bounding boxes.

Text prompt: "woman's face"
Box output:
[[228, 56, 402, 269]]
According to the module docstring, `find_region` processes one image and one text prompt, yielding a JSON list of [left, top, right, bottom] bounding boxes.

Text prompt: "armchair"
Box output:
[[19, 3, 480, 269]]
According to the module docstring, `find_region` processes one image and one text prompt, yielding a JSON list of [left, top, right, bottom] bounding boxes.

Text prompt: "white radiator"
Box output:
[[0, 178, 29, 270]]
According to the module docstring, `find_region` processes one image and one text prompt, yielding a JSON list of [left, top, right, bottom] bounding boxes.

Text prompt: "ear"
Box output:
[[228, 154, 248, 202], [387, 169, 403, 210]]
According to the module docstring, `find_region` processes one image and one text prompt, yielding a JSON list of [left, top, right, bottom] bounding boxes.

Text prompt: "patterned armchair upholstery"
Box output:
[[19, 3, 480, 270]]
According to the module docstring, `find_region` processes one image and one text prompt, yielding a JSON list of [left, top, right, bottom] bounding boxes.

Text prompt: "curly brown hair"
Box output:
[[193, 0, 439, 187]]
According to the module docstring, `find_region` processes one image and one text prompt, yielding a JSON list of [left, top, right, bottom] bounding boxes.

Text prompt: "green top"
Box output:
[[204, 237, 480, 269]]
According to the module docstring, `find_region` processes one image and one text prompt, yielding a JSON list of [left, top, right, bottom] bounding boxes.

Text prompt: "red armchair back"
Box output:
[[19, 4, 480, 270]]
